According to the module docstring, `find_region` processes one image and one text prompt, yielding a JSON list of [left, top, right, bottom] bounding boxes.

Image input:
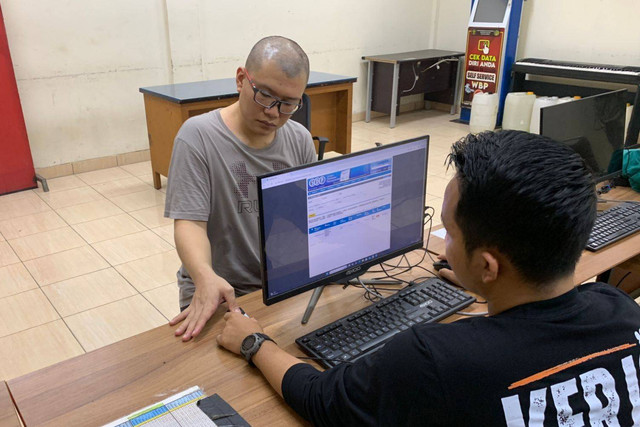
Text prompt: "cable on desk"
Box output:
[[456, 310, 489, 317]]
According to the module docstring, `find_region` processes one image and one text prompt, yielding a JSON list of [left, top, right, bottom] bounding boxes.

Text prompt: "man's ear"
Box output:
[[479, 250, 499, 284], [235, 67, 245, 92]]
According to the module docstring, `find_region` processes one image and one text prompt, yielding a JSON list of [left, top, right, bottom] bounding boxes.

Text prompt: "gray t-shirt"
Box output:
[[164, 109, 317, 307]]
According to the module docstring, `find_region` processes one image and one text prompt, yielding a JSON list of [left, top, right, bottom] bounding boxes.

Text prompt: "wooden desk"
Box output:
[[0, 381, 21, 427], [7, 249, 483, 427], [362, 49, 465, 128], [140, 72, 356, 189], [426, 187, 640, 285]]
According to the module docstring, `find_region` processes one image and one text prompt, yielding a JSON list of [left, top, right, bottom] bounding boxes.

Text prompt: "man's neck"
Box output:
[[486, 274, 576, 316], [221, 103, 275, 149]]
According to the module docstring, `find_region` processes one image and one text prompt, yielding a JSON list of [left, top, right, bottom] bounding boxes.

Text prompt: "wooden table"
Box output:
[[140, 72, 356, 189], [426, 187, 640, 285], [0, 381, 20, 427], [362, 49, 465, 128], [7, 248, 483, 427]]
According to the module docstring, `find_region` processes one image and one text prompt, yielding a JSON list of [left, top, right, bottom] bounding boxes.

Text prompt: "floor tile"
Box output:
[[0, 192, 51, 221], [37, 186, 104, 210], [56, 199, 124, 225], [91, 177, 151, 199], [426, 174, 451, 199], [43, 268, 138, 317], [8, 227, 86, 261], [115, 250, 180, 292], [151, 224, 175, 246], [64, 294, 167, 352], [110, 189, 165, 212], [0, 320, 84, 380], [71, 213, 147, 244], [32, 175, 87, 193], [129, 205, 173, 229], [0, 242, 19, 267], [0, 289, 60, 337], [24, 245, 110, 286], [137, 173, 168, 189], [0, 210, 68, 240], [143, 283, 180, 321], [120, 161, 152, 177], [76, 166, 133, 185], [0, 233, 4, 242], [0, 263, 38, 299], [92, 230, 173, 265]]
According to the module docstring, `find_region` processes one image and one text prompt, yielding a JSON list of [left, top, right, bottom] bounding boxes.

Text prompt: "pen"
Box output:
[[238, 307, 250, 318]]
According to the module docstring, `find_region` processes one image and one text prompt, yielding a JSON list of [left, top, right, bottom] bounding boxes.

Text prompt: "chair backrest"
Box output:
[[289, 93, 327, 160], [290, 93, 311, 130]]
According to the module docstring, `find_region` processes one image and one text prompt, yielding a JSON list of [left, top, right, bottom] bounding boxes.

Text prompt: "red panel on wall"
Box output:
[[0, 5, 36, 195]]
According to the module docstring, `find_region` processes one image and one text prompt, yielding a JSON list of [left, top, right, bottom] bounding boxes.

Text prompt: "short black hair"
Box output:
[[245, 36, 309, 81], [447, 130, 596, 285]]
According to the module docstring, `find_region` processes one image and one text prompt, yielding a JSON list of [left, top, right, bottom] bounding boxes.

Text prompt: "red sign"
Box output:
[[461, 27, 504, 107]]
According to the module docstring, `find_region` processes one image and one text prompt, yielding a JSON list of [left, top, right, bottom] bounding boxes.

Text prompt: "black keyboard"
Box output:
[[295, 278, 475, 368], [587, 202, 640, 251]]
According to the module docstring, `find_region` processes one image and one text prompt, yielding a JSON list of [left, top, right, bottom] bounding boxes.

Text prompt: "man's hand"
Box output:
[[170, 276, 239, 341], [217, 312, 264, 355], [436, 254, 462, 287]]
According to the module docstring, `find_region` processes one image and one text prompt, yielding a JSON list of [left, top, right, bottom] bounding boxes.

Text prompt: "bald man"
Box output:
[[164, 36, 317, 341]]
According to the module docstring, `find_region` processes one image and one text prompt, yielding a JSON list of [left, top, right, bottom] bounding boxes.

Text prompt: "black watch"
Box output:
[[240, 333, 275, 365]]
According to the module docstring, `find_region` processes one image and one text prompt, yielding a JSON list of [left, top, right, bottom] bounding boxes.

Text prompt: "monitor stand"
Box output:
[[301, 278, 402, 324]]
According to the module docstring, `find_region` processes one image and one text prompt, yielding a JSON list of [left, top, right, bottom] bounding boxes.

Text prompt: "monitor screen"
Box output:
[[473, 0, 509, 23], [257, 136, 429, 305], [540, 89, 626, 183]]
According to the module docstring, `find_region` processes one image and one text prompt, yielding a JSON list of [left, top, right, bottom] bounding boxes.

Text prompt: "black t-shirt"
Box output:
[[282, 283, 640, 426]]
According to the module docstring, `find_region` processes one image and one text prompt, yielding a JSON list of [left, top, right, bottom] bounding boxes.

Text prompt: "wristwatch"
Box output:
[[240, 333, 275, 365]]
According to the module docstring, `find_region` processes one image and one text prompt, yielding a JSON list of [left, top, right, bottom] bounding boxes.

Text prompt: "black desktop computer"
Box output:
[[256, 135, 475, 367], [540, 89, 626, 184], [540, 89, 640, 251]]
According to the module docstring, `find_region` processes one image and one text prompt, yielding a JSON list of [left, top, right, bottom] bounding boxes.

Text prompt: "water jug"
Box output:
[[469, 93, 499, 134], [502, 92, 536, 131], [529, 96, 559, 134]]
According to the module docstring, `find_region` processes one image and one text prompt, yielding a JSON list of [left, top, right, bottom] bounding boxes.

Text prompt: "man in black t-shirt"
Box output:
[[217, 130, 640, 426]]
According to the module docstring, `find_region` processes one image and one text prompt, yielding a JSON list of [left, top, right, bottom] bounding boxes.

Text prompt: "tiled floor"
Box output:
[[0, 109, 469, 380]]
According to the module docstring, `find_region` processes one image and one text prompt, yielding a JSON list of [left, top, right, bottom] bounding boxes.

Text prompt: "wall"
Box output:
[[433, 0, 640, 67], [1, 0, 433, 169]]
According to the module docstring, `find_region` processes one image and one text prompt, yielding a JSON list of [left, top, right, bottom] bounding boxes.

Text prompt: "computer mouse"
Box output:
[[433, 260, 452, 271]]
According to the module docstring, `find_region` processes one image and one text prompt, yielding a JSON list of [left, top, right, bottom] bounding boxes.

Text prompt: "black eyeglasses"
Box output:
[[244, 69, 302, 115]]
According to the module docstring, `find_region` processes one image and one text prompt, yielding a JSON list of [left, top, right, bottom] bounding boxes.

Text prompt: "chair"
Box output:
[[290, 93, 329, 160]]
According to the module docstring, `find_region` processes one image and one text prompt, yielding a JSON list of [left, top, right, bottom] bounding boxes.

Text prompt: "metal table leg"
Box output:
[[390, 62, 400, 128], [365, 60, 373, 123]]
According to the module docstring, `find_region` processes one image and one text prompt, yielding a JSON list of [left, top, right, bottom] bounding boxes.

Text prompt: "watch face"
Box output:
[[242, 334, 257, 352]]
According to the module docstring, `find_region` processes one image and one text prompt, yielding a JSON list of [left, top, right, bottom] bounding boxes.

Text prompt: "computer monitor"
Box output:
[[257, 136, 429, 305], [540, 89, 626, 183]]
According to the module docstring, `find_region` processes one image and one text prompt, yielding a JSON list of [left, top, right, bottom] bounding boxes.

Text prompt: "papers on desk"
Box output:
[[102, 386, 217, 427], [431, 228, 447, 240]]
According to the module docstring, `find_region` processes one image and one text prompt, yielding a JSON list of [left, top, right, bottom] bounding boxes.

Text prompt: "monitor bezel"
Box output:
[[539, 89, 627, 184], [257, 135, 430, 306]]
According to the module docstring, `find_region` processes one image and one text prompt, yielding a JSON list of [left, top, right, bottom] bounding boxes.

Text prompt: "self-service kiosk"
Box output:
[[459, 0, 524, 124]]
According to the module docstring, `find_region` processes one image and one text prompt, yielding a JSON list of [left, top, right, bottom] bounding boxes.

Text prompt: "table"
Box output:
[[9, 188, 640, 426], [140, 72, 356, 189], [426, 187, 640, 286], [362, 49, 465, 128], [7, 247, 484, 426], [0, 381, 20, 427]]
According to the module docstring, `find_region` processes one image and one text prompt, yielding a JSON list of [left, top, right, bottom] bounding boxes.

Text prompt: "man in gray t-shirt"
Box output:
[[164, 36, 317, 341]]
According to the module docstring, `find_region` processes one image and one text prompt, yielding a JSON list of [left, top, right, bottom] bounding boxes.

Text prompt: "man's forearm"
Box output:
[[252, 342, 305, 397], [174, 219, 216, 282]]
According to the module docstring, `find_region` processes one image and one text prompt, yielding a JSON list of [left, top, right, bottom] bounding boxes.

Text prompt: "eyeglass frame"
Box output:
[[243, 68, 303, 115]]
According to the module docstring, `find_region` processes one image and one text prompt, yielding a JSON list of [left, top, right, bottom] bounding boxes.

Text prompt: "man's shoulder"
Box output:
[[177, 110, 227, 141], [280, 119, 312, 140]]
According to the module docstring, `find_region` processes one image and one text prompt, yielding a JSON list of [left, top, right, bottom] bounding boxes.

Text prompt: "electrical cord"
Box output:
[[456, 310, 489, 317], [402, 58, 460, 94], [616, 271, 632, 288]]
